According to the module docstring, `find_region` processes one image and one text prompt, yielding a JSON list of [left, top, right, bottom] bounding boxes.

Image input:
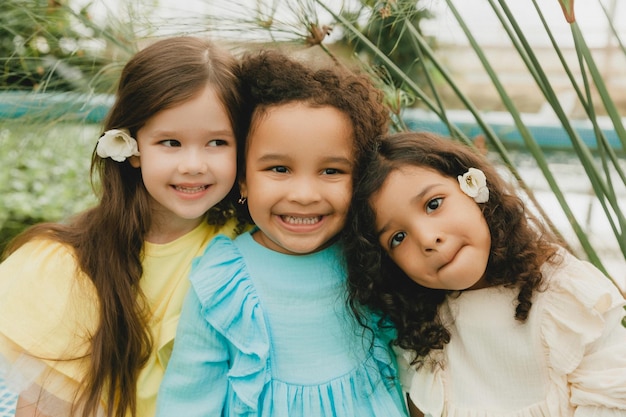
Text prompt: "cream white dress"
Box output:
[[398, 250, 626, 417]]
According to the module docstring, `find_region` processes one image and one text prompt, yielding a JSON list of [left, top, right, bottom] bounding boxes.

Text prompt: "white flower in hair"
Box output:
[[96, 129, 140, 162], [458, 167, 489, 203]]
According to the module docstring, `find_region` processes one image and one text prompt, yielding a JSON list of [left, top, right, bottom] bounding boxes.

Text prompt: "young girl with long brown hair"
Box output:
[[0, 36, 246, 417]]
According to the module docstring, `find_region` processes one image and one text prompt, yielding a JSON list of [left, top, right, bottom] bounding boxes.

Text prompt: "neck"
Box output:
[[146, 217, 203, 244]]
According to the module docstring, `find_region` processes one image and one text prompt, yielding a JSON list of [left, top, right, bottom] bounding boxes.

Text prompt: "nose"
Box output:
[[287, 175, 322, 205], [178, 149, 208, 175], [411, 221, 443, 254]]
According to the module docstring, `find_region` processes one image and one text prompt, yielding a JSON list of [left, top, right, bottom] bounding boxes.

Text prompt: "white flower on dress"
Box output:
[[458, 167, 489, 203], [96, 129, 140, 162]]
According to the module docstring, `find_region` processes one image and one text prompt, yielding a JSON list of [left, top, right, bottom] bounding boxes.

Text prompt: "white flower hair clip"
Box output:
[[458, 167, 489, 203], [96, 129, 140, 162]]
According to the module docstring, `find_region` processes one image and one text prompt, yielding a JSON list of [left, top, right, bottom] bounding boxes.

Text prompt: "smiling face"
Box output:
[[372, 165, 492, 290], [130, 84, 237, 239], [240, 103, 354, 255]]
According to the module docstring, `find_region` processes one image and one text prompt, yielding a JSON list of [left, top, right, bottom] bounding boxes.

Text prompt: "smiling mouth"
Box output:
[[174, 185, 209, 193], [280, 215, 323, 225]]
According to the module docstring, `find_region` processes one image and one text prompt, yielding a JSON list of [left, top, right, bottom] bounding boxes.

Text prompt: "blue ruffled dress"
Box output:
[[156, 231, 408, 417]]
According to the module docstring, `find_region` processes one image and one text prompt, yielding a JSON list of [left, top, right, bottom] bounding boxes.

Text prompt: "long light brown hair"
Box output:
[[4, 36, 244, 417]]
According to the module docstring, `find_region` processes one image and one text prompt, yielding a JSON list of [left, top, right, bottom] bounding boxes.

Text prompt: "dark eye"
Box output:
[[271, 166, 288, 173], [322, 168, 340, 175], [426, 197, 443, 214], [208, 139, 228, 147], [390, 231, 406, 249], [160, 139, 181, 147]]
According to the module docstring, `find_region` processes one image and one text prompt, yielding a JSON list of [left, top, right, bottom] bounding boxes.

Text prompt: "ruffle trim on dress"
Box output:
[[189, 235, 270, 413], [188, 235, 406, 416], [540, 251, 626, 414], [261, 347, 405, 416], [540, 251, 624, 375]]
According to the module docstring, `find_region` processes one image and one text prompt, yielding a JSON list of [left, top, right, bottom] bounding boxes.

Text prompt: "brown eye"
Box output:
[[426, 197, 443, 213], [390, 231, 406, 249], [208, 139, 228, 147]]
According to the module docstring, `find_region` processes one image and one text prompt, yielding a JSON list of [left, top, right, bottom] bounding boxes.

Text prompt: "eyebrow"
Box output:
[[256, 153, 287, 163], [323, 156, 353, 166], [151, 128, 234, 138], [376, 183, 440, 238], [256, 154, 353, 166]]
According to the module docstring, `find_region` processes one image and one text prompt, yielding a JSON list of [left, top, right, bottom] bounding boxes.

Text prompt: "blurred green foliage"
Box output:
[[0, 0, 122, 93], [337, 0, 434, 89], [0, 122, 98, 253]]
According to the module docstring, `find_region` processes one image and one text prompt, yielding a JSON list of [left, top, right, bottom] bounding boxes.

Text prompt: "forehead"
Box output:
[[372, 166, 448, 206], [246, 102, 354, 158], [379, 165, 444, 189]]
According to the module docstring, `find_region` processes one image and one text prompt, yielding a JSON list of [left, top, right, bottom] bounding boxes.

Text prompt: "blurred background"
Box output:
[[0, 0, 624, 290], [1, 3, 625, 415]]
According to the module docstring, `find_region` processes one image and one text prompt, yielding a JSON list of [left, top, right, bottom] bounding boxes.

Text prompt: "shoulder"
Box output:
[[186, 232, 270, 351], [0, 238, 86, 290], [541, 249, 624, 310], [0, 236, 97, 305], [538, 248, 626, 371], [189, 232, 254, 306], [3, 237, 75, 262], [207, 217, 248, 240]]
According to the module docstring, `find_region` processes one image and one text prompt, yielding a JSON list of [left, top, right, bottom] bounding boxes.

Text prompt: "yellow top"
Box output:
[[0, 220, 238, 416]]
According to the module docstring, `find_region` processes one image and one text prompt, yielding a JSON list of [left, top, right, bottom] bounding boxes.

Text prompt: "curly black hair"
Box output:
[[344, 131, 561, 366], [235, 48, 389, 224]]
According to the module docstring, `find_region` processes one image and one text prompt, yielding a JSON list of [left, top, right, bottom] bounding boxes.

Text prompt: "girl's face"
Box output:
[[131, 85, 237, 241], [372, 165, 491, 290], [240, 103, 354, 255]]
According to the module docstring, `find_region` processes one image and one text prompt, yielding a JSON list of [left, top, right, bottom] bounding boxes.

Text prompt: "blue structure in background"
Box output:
[[0, 93, 623, 152], [0, 91, 113, 124], [403, 108, 623, 152]]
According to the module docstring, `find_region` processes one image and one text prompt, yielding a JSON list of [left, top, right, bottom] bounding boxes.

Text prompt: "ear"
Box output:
[[128, 155, 140, 168]]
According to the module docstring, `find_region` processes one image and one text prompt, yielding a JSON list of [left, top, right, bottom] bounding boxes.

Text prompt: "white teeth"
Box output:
[[175, 185, 207, 193], [282, 215, 321, 225]]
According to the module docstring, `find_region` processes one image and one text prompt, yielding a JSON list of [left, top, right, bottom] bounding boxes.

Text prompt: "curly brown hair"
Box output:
[[235, 48, 389, 223], [344, 131, 560, 364]]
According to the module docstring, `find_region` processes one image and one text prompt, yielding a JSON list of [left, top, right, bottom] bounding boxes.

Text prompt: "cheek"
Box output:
[[224, 160, 238, 183], [333, 182, 352, 210], [393, 246, 428, 282], [338, 194, 351, 213], [478, 216, 491, 247], [213, 150, 238, 182]]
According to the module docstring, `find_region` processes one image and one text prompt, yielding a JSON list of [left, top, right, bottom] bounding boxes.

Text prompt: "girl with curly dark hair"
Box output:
[[344, 131, 626, 416], [155, 49, 408, 417]]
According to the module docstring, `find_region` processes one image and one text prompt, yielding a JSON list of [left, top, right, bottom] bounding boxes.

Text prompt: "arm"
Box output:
[[544, 255, 626, 414], [12, 381, 84, 417], [155, 289, 230, 417], [0, 240, 98, 416], [569, 302, 626, 415], [15, 397, 53, 417]]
